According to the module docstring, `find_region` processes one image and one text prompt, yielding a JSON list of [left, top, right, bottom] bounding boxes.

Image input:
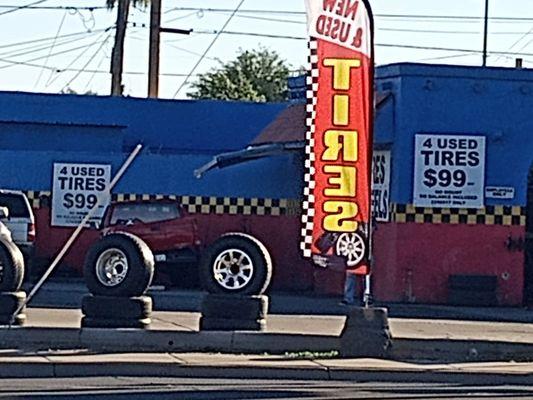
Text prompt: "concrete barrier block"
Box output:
[[340, 307, 392, 358]]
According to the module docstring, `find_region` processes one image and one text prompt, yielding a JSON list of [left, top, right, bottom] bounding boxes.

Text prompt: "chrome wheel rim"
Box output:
[[95, 248, 129, 287], [336, 232, 366, 267], [213, 249, 254, 290]]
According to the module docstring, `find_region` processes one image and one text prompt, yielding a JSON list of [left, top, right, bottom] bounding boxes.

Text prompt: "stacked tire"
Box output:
[[0, 240, 26, 326], [200, 294, 268, 331], [81, 233, 154, 329], [198, 233, 272, 331]]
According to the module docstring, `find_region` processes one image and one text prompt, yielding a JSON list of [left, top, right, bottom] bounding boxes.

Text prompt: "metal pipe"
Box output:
[[9, 144, 143, 325]]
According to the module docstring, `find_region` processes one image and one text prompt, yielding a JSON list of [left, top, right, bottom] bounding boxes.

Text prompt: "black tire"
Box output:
[[0, 240, 24, 292], [199, 233, 272, 296], [83, 233, 154, 297], [81, 316, 151, 329], [199, 316, 266, 331], [201, 294, 268, 320], [0, 313, 26, 326], [0, 291, 26, 315], [82, 294, 152, 319]]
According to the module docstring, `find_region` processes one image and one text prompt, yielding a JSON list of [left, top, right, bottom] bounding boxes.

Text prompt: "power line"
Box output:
[[35, 10, 68, 88], [0, 55, 197, 77], [0, 5, 107, 11], [0, 27, 113, 51], [173, 0, 246, 98], [45, 29, 113, 87], [0, 37, 112, 70], [193, 29, 307, 40], [0, 31, 100, 58], [0, 0, 49, 16], [164, 7, 533, 22], [61, 33, 112, 91]]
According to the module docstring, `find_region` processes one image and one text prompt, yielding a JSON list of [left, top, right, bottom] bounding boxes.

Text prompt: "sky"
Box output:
[[1, 0, 533, 99]]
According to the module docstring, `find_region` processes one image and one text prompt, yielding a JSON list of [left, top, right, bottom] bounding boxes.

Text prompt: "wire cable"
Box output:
[[173, 0, 246, 98], [34, 10, 68, 88], [46, 29, 113, 87], [61, 33, 113, 92], [0, 5, 106, 11], [0, 27, 111, 51], [0, 31, 100, 58], [0, 0, 50, 16]]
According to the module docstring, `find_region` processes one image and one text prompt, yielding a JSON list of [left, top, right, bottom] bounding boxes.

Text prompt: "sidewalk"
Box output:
[[2, 280, 533, 380], [3, 350, 533, 383], [2, 307, 533, 364]]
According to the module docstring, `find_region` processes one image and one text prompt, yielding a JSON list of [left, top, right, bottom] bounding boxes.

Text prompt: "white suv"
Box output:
[[0, 190, 35, 267]]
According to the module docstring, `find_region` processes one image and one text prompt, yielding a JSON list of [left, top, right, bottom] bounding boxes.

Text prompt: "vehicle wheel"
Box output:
[[335, 232, 367, 267], [199, 316, 266, 331], [201, 294, 268, 320], [81, 294, 152, 319], [199, 233, 272, 295], [0, 241, 24, 292], [83, 233, 154, 297], [81, 316, 151, 329], [0, 291, 26, 314]]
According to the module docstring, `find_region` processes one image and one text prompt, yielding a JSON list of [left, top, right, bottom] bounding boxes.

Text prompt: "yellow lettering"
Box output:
[[324, 165, 356, 197], [323, 201, 359, 232], [323, 58, 361, 90], [333, 94, 349, 126], [322, 130, 358, 162]]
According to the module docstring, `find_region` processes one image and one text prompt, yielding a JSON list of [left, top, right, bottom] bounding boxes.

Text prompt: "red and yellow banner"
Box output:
[[301, 0, 374, 273]]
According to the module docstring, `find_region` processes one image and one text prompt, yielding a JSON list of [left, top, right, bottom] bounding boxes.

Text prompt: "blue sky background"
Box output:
[[0, 0, 532, 98]]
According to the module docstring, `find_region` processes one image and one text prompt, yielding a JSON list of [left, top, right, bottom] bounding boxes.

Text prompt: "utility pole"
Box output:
[[147, 0, 191, 98], [148, 0, 161, 98], [110, 0, 131, 96], [482, 0, 489, 67]]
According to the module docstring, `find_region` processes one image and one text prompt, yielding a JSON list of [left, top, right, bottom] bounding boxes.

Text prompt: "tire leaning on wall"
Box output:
[[83, 233, 155, 297], [0, 240, 25, 293], [198, 233, 273, 296]]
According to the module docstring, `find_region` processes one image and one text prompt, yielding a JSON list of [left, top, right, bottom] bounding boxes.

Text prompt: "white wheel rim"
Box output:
[[213, 248, 254, 290], [96, 248, 129, 287], [335, 232, 366, 267]]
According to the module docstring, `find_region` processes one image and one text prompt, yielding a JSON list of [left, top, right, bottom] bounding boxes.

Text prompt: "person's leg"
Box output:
[[343, 272, 357, 304]]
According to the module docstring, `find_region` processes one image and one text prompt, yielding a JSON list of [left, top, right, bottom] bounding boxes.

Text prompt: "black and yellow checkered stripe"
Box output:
[[23, 191, 301, 217], [21, 191, 527, 226], [392, 204, 526, 226]]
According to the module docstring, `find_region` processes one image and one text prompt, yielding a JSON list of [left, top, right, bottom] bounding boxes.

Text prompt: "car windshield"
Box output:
[[0, 194, 30, 218], [109, 203, 180, 225]]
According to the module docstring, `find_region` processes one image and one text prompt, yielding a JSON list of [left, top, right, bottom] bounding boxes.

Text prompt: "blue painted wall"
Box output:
[[375, 63, 533, 206], [0, 92, 287, 154], [0, 92, 300, 198]]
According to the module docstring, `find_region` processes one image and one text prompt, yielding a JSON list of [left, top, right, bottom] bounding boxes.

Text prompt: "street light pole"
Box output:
[[482, 0, 489, 67]]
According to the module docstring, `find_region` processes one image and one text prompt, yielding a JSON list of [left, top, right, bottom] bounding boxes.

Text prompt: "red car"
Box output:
[[83, 199, 273, 297]]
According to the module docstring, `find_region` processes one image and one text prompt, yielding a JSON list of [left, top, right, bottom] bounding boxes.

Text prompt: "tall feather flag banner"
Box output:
[[301, 0, 374, 274]]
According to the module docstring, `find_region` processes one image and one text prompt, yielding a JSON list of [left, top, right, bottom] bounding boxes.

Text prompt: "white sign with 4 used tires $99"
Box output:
[[52, 163, 111, 227], [413, 134, 485, 208]]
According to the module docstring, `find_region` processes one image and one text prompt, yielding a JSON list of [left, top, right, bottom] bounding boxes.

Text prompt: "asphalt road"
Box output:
[[1, 377, 533, 399]]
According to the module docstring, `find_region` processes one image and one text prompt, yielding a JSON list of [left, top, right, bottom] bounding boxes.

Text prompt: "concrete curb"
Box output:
[[3, 326, 533, 363], [0, 327, 339, 354], [3, 357, 533, 384]]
